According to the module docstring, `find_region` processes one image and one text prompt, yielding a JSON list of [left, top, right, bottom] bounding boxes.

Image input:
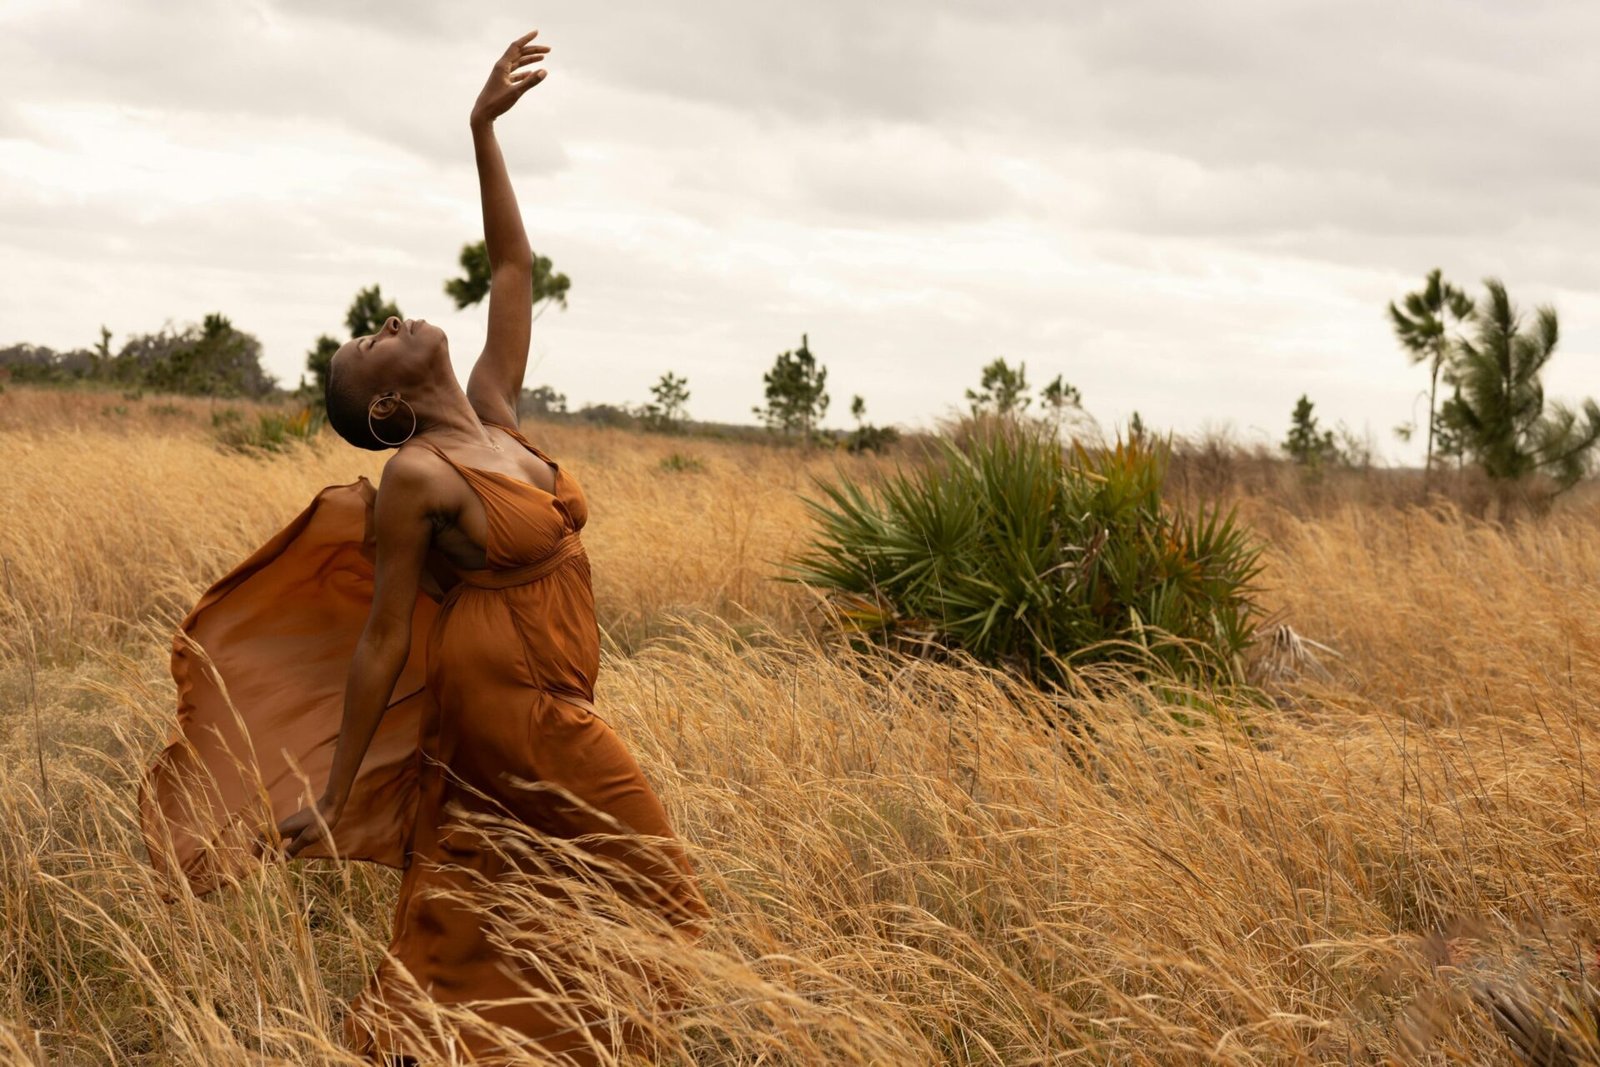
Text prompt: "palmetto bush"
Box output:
[[789, 420, 1266, 694]]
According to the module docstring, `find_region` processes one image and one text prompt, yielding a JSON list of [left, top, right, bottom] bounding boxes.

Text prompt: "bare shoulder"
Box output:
[[376, 445, 454, 517]]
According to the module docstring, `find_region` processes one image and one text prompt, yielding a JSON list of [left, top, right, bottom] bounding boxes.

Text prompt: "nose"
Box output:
[[385, 316, 402, 333]]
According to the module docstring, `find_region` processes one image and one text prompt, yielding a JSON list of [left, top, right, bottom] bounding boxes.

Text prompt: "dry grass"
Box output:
[[3, 383, 1599, 1064]]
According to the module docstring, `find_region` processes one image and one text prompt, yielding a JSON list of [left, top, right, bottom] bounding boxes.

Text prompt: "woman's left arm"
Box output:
[[273, 453, 435, 858], [464, 30, 551, 428]]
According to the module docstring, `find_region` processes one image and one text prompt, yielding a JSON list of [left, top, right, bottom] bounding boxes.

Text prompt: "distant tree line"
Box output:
[[0, 316, 275, 398], [2, 234, 1100, 458]]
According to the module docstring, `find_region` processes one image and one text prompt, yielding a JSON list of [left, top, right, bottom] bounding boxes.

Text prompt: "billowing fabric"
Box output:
[[139, 422, 706, 1064]]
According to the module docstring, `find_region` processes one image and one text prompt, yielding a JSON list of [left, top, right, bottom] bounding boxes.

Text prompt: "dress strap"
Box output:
[[413, 437, 458, 467], [411, 428, 559, 479]]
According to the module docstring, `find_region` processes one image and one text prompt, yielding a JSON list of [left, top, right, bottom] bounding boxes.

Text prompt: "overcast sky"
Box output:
[[5, 0, 1600, 462]]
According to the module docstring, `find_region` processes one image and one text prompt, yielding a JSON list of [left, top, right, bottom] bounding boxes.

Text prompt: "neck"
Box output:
[[410, 377, 497, 445]]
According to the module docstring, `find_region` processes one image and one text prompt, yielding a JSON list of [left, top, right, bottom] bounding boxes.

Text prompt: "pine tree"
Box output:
[[344, 285, 402, 338], [966, 358, 1031, 416], [1040, 373, 1082, 434], [444, 240, 570, 322], [755, 334, 829, 445], [1282, 395, 1340, 467], [1441, 279, 1600, 495], [1389, 268, 1475, 485], [644, 371, 690, 432]]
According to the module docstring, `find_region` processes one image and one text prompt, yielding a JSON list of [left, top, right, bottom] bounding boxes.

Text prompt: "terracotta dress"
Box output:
[[139, 421, 706, 1064]]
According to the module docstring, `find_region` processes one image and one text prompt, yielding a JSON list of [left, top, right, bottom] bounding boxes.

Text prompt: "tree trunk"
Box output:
[[1424, 347, 1440, 494]]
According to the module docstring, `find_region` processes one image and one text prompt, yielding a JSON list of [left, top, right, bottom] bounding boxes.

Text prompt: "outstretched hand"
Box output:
[[472, 30, 551, 126]]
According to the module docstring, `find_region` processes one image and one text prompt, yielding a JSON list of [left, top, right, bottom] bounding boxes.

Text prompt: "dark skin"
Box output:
[[271, 31, 554, 859]]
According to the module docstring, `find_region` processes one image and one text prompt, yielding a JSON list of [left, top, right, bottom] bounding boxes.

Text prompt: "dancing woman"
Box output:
[[140, 31, 707, 1064]]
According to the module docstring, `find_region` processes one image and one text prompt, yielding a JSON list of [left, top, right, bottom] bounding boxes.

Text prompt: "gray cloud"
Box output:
[[6, 0, 1600, 462]]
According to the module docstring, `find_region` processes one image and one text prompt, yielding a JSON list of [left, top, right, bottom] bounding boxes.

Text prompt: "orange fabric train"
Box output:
[[139, 423, 706, 1063]]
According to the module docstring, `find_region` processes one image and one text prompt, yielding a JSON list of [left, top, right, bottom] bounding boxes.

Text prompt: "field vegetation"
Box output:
[[2, 384, 1598, 1064]]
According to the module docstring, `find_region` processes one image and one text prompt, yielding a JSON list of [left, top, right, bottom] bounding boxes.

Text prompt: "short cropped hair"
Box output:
[[325, 359, 387, 451]]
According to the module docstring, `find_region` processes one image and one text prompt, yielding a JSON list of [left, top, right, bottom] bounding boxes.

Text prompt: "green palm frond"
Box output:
[[784, 421, 1266, 703]]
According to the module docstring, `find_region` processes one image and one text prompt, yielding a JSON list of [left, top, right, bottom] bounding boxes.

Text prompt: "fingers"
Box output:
[[511, 70, 549, 94], [258, 805, 328, 861], [284, 828, 315, 859], [510, 28, 539, 49], [283, 820, 327, 859], [510, 52, 547, 73]]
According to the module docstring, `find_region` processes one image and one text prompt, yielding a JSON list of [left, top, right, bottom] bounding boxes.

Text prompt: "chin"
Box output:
[[423, 321, 448, 352]]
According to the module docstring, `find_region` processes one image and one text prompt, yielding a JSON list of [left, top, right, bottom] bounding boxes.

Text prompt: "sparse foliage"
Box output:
[[300, 286, 401, 401], [1283, 395, 1342, 468], [1040, 373, 1083, 434], [755, 334, 829, 445], [1440, 279, 1600, 496], [344, 285, 402, 339], [966, 358, 1031, 417], [1390, 268, 1475, 484], [644, 372, 691, 433], [302, 335, 340, 397], [444, 240, 571, 321], [845, 394, 899, 454]]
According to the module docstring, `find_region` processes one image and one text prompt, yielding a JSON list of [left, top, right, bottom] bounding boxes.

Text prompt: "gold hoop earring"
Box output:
[[368, 396, 418, 447]]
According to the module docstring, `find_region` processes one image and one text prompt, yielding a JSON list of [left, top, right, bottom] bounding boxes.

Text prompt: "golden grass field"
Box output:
[[2, 384, 1598, 1064]]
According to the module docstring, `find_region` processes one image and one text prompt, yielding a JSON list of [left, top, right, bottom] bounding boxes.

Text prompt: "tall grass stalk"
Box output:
[[2, 385, 1598, 1063]]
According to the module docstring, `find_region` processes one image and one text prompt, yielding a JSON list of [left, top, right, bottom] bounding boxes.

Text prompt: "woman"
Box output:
[[139, 31, 707, 1064]]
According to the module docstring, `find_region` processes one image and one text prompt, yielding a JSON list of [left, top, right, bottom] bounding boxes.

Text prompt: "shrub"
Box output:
[[659, 452, 704, 473], [846, 423, 900, 454], [212, 405, 323, 454], [787, 420, 1265, 694]]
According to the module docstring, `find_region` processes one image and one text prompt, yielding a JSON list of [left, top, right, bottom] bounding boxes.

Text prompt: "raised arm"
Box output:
[[464, 30, 551, 429], [272, 452, 435, 857]]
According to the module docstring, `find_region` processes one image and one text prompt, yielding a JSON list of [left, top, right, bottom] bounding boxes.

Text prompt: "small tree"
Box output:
[[303, 335, 340, 396], [1440, 279, 1600, 496], [1389, 268, 1475, 486], [644, 371, 691, 432], [303, 285, 402, 399], [345, 285, 402, 339], [845, 394, 898, 454], [966, 358, 1030, 416], [755, 334, 829, 445], [90, 326, 113, 381], [1040, 373, 1082, 434], [1282, 395, 1341, 467], [444, 240, 571, 322]]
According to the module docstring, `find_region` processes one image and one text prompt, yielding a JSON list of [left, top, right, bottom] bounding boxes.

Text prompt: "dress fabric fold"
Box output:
[[139, 424, 706, 1064], [140, 475, 435, 888]]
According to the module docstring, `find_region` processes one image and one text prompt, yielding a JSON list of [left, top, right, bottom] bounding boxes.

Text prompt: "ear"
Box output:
[[369, 392, 405, 420]]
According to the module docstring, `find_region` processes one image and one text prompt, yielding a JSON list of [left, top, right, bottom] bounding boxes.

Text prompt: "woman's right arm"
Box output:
[[274, 452, 435, 857]]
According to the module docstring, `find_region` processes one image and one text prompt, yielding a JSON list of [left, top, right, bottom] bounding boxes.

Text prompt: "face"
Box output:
[[330, 316, 449, 400]]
